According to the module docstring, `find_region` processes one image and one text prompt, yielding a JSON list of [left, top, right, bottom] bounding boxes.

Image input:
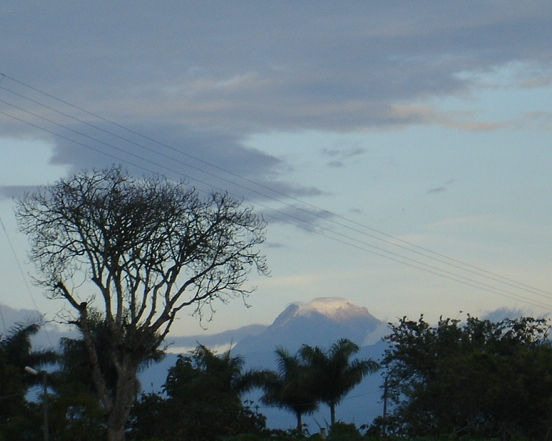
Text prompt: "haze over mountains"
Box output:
[[2, 298, 530, 429], [0, 297, 386, 428], [233, 297, 385, 355], [142, 298, 389, 429]]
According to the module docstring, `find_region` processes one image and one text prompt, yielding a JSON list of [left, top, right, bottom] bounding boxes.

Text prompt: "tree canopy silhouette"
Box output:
[[300, 338, 378, 425], [0, 322, 56, 440], [259, 347, 319, 432], [16, 167, 268, 441], [381, 315, 552, 440], [130, 344, 266, 441]]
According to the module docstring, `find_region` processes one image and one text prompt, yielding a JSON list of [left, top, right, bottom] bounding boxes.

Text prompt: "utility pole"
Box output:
[[382, 375, 388, 436], [25, 366, 49, 441]]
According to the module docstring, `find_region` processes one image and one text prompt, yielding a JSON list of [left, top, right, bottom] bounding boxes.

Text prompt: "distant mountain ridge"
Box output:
[[274, 297, 376, 324], [233, 297, 384, 356], [167, 324, 267, 350], [139, 297, 387, 430], [2, 299, 387, 429]]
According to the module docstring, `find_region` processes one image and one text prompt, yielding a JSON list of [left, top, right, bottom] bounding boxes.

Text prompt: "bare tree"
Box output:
[[16, 167, 268, 441]]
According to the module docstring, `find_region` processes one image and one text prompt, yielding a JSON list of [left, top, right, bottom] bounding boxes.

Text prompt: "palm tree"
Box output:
[[164, 344, 249, 398], [154, 344, 266, 441], [258, 347, 318, 432], [300, 338, 378, 426], [0, 322, 56, 438], [1, 322, 57, 390]]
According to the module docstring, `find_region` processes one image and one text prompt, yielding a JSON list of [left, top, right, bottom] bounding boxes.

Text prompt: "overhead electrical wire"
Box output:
[[3, 85, 549, 302], [0, 73, 550, 310], [2, 74, 549, 301], [0, 216, 56, 347], [1, 73, 549, 298], [1, 74, 550, 309]]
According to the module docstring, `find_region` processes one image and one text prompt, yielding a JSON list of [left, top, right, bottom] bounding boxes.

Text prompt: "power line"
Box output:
[[0, 73, 550, 310], [0, 76, 548, 308], [3, 74, 551, 302], [0, 217, 55, 347], [2, 74, 549, 298], [4, 75, 548, 299]]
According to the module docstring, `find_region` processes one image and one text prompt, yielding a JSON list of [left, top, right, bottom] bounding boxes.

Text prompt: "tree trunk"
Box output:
[[107, 424, 126, 441], [330, 403, 336, 427], [296, 412, 303, 433], [105, 362, 138, 441]]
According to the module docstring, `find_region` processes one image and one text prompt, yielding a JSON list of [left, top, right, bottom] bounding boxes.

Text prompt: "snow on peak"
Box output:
[[271, 297, 378, 329], [294, 297, 371, 321]]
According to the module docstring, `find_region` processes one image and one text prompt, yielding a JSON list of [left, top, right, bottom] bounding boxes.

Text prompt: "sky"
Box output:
[[1, 1, 551, 336]]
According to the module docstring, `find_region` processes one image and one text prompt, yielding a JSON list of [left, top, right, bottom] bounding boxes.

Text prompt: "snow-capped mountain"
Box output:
[[227, 298, 387, 430], [273, 297, 377, 325], [233, 297, 384, 356]]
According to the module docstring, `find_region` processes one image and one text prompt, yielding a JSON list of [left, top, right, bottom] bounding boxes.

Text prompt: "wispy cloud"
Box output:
[[0, 185, 44, 200], [263, 205, 335, 232], [1, 1, 551, 209], [322, 146, 365, 168], [390, 104, 513, 131], [427, 179, 456, 195]]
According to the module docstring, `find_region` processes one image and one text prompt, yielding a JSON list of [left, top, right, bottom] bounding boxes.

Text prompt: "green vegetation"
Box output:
[[0, 323, 56, 440], [381, 315, 552, 440], [1, 316, 550, 441], [299, 338, 379, 425], [253, 339, 378, 431], [15, 167, 267, 441], [256, 347, 320, 432], [129, 345, 265, 441]]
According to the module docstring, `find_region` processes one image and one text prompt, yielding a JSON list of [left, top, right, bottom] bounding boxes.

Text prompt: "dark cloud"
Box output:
[[427, 186, 446, 195], [2, 1, 551, 133], [47, 122, 280, 179], [323, 146, 365, 168], [323, 147, 365, 159], [1, 1, 551, 206], [427, 179, 456, 195], [46, 122, 327, 201], [0, 185, 44, 200], [263, 205, 335, 232]]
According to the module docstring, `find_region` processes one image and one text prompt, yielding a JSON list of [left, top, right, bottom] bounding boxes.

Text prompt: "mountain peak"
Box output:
[[235, 297, 383, 355], [295, 297, 369, 320], [272, 297, 377, 328]]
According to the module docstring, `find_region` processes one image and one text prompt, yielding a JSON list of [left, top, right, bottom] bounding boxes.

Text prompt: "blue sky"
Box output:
[[1, 1, 551, 335]]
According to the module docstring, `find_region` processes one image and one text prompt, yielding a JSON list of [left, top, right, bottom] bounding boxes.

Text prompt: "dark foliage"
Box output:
[[300, 338, 378, 425], [381, 315, 552, 440], [16, 167, 267, 441], [257, 347, 319, 432], [0, 323, 56, 441], [129, 345, 266, 441]]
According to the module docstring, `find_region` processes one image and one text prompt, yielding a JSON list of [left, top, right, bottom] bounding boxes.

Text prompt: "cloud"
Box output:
[[322, 147, 365, 158], [323, 146, 365, 168], [390, 104, 513, 131], [0, 185, 44, 200], [521, 111, 552, 130], [1, 1, 552, 212], [521, 73, 552, 88], [427, 179, 456, 195], [426, 186, 446, 195], [482, 307, 530, 322], [2, 1, 551, 134], [263, 205, 335, 232]]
